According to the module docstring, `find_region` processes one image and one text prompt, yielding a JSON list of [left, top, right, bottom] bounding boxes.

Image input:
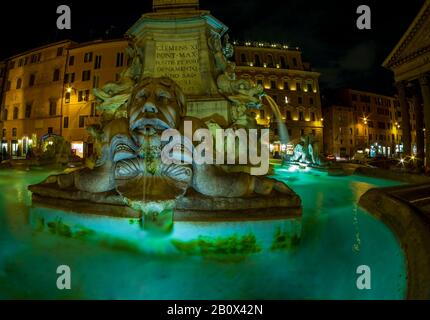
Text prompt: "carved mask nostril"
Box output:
[[143, 103, 158, 113]]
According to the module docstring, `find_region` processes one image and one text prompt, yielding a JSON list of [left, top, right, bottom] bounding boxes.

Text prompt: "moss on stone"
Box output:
[[271, 226, 301, 251], [172, 233, 261, 257], [38, 218, 94, 240], [47, 219, 72, 238], [33, 217, 140, 253]]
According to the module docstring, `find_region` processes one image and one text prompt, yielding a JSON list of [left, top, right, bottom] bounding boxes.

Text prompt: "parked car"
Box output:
[[323, 154, 336, 162]]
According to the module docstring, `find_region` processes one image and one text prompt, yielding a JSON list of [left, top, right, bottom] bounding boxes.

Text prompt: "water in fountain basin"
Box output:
[[0, 166, 407, 299]]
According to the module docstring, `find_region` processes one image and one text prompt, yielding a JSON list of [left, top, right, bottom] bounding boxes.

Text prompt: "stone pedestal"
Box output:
[[28, 183, 302, 221], [127, 8, 231, 124]]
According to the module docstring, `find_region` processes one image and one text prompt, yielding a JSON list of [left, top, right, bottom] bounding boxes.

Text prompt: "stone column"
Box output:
[[419, 75, 430, 171], [413, 82, 424, 169], [397, 81, 412, 157]]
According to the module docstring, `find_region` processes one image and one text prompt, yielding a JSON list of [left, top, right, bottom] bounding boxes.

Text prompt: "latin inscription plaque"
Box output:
[[154, 40, 203, 95]]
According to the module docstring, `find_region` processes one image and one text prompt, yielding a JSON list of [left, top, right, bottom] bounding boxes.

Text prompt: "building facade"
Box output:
[[233, 42, 323, 155], [323, 89, 417, 159], [383, 0, 430, 170], [61, 39, 128, 157], [0, 60, 6, 104], [0, 39, 128, 158], [1, 40, 73, 157], [0, 60, 6, 146]]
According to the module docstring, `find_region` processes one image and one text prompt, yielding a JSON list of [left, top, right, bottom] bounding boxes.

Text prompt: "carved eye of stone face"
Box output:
[[156, 90, 171, 103], [136, 89, 148, 100]]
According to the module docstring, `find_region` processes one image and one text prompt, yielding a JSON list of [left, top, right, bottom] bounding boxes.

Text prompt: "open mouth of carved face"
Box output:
[[131, 117, 171, 137]]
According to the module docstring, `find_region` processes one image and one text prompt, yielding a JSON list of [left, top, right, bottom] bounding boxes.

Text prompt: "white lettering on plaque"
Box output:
[[154, 40, 203, 94]]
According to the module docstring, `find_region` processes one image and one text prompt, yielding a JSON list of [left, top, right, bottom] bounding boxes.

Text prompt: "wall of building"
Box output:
[[1, 40, 73, 157], [0, 61, 6, 105], [0, 61, 6, 149], [0, 39, 128, 158], [61, 39, 128, 157], [323, 105, 355, 158], [323, 89, 417, 158], [233, 42, 323, 155]]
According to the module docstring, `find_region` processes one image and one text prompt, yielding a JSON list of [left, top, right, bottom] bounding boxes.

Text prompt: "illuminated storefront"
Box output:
[[71, 141, 84, 158]]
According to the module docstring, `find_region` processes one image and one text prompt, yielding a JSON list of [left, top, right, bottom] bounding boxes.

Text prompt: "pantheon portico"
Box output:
[[383, 0, 430, 171]]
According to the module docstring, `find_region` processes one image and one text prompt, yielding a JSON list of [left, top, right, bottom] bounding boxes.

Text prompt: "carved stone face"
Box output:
[[128, 77, 185, 146]]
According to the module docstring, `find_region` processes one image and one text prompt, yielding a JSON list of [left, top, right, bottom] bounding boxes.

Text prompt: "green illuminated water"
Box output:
[[0, 165, 406, 299]]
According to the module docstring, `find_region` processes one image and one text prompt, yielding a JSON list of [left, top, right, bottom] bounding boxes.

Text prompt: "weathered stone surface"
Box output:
[[359, 185, 430, 299], [355, 166, 430, 183], [29, 183, 125, 205], [32, 194, 139, 218], [29, 183, 301, 221]]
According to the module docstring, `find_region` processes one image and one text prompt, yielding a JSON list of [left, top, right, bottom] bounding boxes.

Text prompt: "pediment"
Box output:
[[383, 0, 430, 68]]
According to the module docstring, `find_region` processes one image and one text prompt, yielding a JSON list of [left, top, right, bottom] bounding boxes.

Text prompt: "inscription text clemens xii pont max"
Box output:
[[154, 40, 203, 94]]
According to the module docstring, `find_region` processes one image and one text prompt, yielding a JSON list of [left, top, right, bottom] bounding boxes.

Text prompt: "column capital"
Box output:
[[419, 74, 430, 86], [396, 81, 408, 97]]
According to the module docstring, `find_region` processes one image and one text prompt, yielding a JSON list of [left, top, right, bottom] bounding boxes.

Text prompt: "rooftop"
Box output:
[[233, 41, 300, 52]]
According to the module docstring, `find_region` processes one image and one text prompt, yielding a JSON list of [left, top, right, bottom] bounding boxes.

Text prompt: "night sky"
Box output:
[[0, 0, 425, 95]]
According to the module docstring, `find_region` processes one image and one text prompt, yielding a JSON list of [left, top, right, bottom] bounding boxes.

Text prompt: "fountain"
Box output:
[[0, 2, 413, 300], [28, 0, 301, 223]]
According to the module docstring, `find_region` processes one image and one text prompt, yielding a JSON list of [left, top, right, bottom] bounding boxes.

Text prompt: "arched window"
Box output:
[[280, 56, 287, 69], [240, 53, 247, 64], [267, 55, 274, 68], [16, 78, 22, 89], [2, 109, 8, 121], [13, 107, 19, 120], [255, 55, 261, 67]]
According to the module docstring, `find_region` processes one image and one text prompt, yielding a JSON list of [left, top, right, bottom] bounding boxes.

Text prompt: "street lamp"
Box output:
[[362, 117, 369, 154]]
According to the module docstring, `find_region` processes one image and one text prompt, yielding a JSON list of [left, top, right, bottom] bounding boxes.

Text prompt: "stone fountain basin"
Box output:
[[28, 183, 301, 222]]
